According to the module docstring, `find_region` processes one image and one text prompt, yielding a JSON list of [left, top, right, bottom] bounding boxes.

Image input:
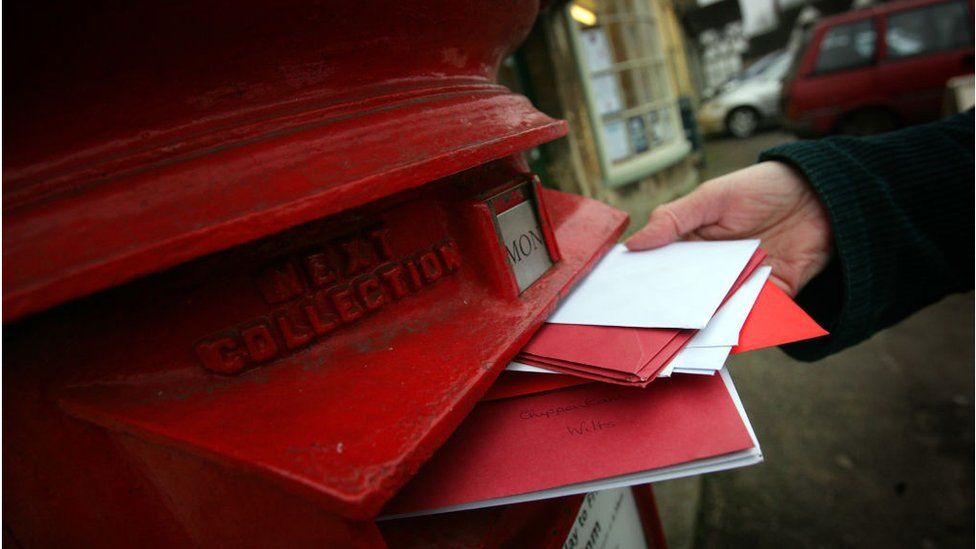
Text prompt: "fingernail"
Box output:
[[624, 236, 649, 251]]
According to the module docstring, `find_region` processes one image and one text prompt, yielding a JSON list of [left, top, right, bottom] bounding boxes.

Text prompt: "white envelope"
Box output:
[[547, 240, 760, 329], [507, 361, 556, 374], [658, 346, 732, 377], [687, 266, 771, 348]]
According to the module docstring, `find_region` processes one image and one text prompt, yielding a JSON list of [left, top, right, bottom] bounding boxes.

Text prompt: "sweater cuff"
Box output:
[[759, 140, 876, 361]]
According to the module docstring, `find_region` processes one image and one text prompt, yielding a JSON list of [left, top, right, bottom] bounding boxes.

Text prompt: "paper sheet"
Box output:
[[658, 346, 732, 377], [547, 241, 760, 329], [687, 266, 771, 348]]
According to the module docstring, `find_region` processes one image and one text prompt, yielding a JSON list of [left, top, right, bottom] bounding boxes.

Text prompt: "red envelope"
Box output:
[[730, 247, 767, 295], [480, 371, 592, 402], [385, 373, 755, 516], [484, 279, 827, 402], [518, 329, 694, 386], [731, 280, 828, 354], [521, 324, 679, 375], [513, 249, 767, 386]]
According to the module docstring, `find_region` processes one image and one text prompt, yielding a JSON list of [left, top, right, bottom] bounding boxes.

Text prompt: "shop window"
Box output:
[[568, 0, 690, 187]]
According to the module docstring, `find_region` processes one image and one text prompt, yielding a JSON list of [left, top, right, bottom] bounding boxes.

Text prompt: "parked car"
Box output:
[[782, 0, 975, 136], [698, 49, 794, 138]]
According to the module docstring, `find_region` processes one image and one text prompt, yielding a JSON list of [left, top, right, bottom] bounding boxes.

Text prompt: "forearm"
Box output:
[[759, 110, 975, 360]]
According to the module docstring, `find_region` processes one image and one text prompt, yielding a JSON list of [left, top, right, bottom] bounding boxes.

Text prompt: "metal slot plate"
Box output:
[[490, 183, 554, 293]]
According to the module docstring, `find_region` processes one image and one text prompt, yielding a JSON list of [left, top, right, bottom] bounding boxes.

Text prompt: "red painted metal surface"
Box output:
[[634, 485, 670, 549], [380, 486, 668, 548], [380, 493, 586, 548], [5, 178, 626, 544], [2, 0, 565, 321], [3, 0, 633, 544]]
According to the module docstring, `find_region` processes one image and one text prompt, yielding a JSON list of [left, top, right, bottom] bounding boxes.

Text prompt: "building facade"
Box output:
[[507, 0, 702, 230]]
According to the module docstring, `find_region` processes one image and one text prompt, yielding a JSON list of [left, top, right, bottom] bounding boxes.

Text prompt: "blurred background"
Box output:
[[500, 0, 974, 546]]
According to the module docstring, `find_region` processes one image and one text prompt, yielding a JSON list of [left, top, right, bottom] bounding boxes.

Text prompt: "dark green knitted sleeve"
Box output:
[[758, 109, 974, 361]]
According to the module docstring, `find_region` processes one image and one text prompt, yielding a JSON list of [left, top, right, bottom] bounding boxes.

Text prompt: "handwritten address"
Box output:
[[519, 393, 622, 420]]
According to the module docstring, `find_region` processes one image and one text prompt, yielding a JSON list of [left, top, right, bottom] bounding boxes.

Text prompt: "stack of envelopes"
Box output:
[[381, 240, 827, 519], [512, 240, 778, 385]]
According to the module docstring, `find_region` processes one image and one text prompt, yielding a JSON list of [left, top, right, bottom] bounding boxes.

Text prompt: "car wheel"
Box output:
[[837, 109, 899, 136], [726, 107, 760, 138]]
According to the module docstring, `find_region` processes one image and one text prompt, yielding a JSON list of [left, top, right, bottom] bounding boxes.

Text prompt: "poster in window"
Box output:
[[592, 74, 623, 115], [657, 109, 672, 142], [627, 115, 649, 153], [648, 110, 661, 145], [603, 120, 630, 162], [581, 28, 614, 72]]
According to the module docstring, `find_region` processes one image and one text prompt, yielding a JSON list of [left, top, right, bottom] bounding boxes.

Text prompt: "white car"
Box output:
[[698, 50, 794, 138]]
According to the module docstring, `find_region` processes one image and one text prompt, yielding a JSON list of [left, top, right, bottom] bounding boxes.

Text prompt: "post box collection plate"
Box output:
[[489, 181, 556, 293]]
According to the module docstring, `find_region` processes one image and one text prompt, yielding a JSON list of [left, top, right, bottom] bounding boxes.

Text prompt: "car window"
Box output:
[[741, 51, 781, 80], [886, 1, 973, 59], [765, 52, 794, 80], [814, 19, 877, 73]]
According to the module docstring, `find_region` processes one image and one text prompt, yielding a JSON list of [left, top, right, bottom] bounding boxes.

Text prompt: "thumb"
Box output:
[[624, 182, 728, 251]]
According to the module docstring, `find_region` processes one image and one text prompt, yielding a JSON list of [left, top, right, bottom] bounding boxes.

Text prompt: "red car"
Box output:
[[783, 0, 974, 136]]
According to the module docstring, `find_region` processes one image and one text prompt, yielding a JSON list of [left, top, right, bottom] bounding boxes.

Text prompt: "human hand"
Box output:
[[625, 161, 834, 297]]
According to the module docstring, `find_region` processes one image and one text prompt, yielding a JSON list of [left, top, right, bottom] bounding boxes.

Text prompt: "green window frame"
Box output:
[[567, 0, 691, 187]]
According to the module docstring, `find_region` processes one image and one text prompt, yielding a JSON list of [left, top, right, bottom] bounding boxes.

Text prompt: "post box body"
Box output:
[[379, 486, 667, 548], [3, 1, 629, 545]]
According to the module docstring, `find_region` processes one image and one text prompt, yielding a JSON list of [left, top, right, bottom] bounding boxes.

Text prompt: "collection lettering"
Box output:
[[195, 225, 462, 374]]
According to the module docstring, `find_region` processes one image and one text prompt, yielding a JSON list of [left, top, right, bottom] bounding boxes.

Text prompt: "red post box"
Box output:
[[3, 1, 635, 545], [379, 486, 667, 548]]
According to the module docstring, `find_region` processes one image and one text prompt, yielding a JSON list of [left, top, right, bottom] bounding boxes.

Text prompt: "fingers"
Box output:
[[625, 182, 729, 251], [768, 273, 799, 298]]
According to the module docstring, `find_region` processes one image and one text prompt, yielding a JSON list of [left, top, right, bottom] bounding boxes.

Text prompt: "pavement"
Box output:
[[649, 130, 975, 548]]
